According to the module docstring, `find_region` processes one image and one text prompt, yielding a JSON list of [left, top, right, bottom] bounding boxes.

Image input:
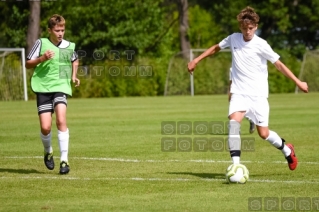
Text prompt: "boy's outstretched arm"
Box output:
[[187, 44, 221, 74], [274, 60, 308, 93]]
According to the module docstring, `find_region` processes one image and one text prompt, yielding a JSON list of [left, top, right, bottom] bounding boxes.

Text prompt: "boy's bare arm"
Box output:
[[188, 44, 221, 74], [72, 59, 80, 87], [25, 50, 55, 69], [274, 60, 308, 93]]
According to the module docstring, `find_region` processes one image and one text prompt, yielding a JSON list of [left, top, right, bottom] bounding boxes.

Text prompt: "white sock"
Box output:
[[58, 128, 69, 162], [228, 120, 241, 164], [41, 132, 52, 153], [232, 156, 240, 164], [266, 130, 291, 157], [281, 145, 292, 157]]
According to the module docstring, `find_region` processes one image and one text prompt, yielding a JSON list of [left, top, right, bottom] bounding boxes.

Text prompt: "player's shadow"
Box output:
[[0, 168, 43, 174], [167, 172, 225, 179], [167, 171, 261, 179]]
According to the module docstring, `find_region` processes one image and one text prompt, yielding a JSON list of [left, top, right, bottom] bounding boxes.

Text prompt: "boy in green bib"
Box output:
[[26, 14, 80, 174]]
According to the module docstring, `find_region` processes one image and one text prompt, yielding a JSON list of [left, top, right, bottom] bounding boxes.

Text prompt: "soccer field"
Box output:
[[1, 93, 318, 212]]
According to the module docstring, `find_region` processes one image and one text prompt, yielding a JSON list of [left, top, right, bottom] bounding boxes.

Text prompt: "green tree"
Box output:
[[40, 0, 166, 56], [1, 0, 169, 56], [0, 1, 29, 48], [189, 0, 319, 55], [188, 5, 223, 48]]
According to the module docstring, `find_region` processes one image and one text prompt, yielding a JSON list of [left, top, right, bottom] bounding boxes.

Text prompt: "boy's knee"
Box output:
[[258, 130, 269, 139], [41, 128, 51, 135], [56, 120, 66, 128]]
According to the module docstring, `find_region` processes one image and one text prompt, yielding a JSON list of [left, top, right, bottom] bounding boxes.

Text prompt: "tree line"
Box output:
[[0, 0, 318, 98]]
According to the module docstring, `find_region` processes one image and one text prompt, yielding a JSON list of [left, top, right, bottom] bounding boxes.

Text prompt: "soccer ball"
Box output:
[[225, 164, 249, 184]]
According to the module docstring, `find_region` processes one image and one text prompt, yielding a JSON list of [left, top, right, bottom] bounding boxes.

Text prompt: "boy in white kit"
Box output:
[[187, 6, 308, 170], [228, 67, 255, 134]]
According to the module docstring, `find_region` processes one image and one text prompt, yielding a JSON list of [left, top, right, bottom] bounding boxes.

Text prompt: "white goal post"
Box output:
[[164, 48, 231, 96], [0, 48, 27, 101]]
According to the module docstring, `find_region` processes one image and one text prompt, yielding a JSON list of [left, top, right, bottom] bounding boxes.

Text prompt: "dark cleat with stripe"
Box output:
[[44, 152, 54, 170], [59, 161, 70, 174]]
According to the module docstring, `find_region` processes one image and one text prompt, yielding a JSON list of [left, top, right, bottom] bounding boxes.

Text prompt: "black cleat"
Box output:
[[249, 121, 256, 134], [59, 161, 70, 174], [44, 152, 55, 170]]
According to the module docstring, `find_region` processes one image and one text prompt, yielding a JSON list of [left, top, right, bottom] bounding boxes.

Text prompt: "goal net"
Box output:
[[0, 48, 27, 101], [295, 50, 319, 93], [164, 49, 231, 96]]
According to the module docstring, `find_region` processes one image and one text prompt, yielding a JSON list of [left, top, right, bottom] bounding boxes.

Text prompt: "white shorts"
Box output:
[[229, 94, 269, 127]]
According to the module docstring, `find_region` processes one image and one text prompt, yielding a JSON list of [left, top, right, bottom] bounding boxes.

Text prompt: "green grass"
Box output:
[[1, 93, 319, 212]]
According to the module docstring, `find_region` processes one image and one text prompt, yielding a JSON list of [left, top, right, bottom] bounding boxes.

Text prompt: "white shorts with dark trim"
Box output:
[[229, 94, 269, 127]]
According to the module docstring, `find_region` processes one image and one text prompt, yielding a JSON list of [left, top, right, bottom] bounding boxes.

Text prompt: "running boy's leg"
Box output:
[[37, 93, 54, 170], [228, 94, 247, 164], [254, 97, 297, 170], [228, 111, 245, 164], [53, 93, 70, 174], [39, 113, 54, 170], [257, 127, 297, 170], [39, 113, 53, 153]]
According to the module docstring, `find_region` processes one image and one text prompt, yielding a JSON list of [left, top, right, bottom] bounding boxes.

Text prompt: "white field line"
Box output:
[[1, 175, 319, 184], [2, 156, 319, 184], [2, 156, 319, 165]]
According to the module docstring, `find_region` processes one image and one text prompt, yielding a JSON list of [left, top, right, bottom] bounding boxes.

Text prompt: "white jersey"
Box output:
[[219, 33, 280, 98], [27, 39, 77, 62]]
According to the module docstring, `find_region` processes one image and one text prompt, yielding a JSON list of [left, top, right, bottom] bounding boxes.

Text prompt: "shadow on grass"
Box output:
[[167, 172, 225, 179], [167, 172, 261, 179], [0, 168, 43, 174]]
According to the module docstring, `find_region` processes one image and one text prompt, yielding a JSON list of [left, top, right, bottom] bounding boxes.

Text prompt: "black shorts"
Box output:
[[36, 92, 68, 115]]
